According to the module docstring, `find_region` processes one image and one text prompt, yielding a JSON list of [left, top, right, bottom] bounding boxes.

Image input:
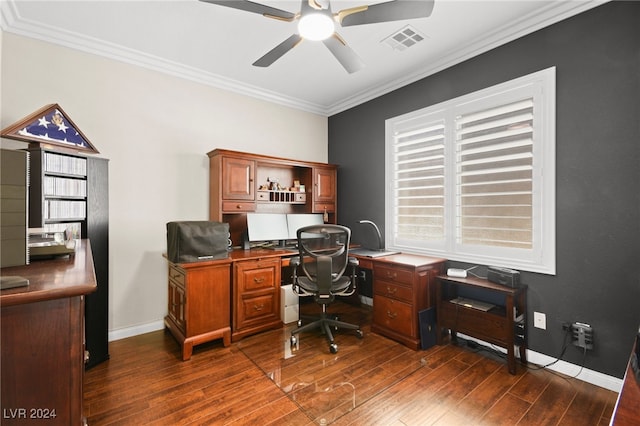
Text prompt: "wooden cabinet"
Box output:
[[28, 147, 109, 369], [221, 156, 255, 201], [208, 149, 338, 247], [232, 257, 281, 341], [436, 275, 527, 374], [1, 240, 96, 425], [370, 254, 445, 350], [210, 154, 256, 214], [164, 259, 232, 361], [312, 165, 337, 222]]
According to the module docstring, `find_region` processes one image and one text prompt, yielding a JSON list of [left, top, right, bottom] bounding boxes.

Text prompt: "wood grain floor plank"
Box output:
[[480, 393, 532, 426], [517, 373, 578, 425], [84, 302, 618, 425], [455, 359, 523, 419]]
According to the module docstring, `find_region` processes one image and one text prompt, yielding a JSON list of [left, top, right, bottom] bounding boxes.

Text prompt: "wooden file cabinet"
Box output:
[[164, 259, 232, 360], [436, 275, 527, 374], [370, 254, 446, 350], [232, 257, 282, 341]]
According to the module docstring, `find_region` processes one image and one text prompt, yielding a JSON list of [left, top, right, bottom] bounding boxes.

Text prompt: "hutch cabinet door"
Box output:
[[222, 156, 254, 200], [313, 166, 336, 202]]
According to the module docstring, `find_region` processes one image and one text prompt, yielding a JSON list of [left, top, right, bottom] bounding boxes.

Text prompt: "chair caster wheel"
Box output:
[[329, 343, 338, 354], [356, 329, 364, 339], [290, 335, 297, 346]]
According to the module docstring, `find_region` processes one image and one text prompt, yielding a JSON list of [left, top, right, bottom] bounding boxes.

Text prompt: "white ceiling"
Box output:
[[1, 0, 606, 115]]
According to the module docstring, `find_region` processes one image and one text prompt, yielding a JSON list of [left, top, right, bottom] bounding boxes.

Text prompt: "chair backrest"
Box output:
[[296, 224, 351, 300]]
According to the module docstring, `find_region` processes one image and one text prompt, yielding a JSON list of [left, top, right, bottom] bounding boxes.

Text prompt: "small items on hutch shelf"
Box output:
[[257, 177, 307, 204]]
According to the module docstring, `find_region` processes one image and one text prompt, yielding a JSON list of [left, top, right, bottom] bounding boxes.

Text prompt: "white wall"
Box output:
[[1, 32, 328, 338]]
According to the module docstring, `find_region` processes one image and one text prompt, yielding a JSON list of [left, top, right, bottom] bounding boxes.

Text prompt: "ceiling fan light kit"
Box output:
[[298, 13, 335, 41], [201, 0, 435, 73]]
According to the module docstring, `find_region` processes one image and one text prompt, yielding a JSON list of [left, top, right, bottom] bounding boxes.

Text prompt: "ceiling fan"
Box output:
[[200, 0, 435, 73]]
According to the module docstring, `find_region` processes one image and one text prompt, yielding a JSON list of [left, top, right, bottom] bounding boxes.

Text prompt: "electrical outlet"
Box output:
[[534, 312, 546, 330], [571, 322, 594, 350]]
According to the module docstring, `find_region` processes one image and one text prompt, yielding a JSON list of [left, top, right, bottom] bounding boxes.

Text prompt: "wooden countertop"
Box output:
[[164, 247, 447, 270], [0, 239, 97, 307], [163, 247, 296, 269]]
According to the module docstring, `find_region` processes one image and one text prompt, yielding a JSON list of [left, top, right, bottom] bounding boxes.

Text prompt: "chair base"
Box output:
[[290, 305, 363, 354]]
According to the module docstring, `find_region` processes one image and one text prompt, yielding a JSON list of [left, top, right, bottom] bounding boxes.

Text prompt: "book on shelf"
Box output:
[[43, 175, 87, 197], [44, 152, 87, 176]]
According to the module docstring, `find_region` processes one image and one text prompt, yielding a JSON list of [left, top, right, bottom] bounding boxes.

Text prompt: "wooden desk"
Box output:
[[436, 275, 527, 374], [1, 240, 96, 425], [164, 248, 293, 360], [165, 249, 447, 357], [610, 341, 640, 425]]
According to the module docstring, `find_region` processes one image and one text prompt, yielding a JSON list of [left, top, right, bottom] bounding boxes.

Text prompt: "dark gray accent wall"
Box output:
[[328, 1, 640, 378]]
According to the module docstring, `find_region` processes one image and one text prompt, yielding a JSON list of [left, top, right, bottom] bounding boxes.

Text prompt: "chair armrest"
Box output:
[[289, 256, 301, 267], [348, 257, 359, 267]]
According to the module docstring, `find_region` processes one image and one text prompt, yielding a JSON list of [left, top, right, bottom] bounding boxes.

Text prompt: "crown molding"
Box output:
[[2, 0, 608, 117], [0, 0, 328, 115], [326, 0, 609, 116]]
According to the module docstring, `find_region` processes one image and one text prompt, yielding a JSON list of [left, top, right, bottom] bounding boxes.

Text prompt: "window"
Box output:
[[385, 68, 555, 274]]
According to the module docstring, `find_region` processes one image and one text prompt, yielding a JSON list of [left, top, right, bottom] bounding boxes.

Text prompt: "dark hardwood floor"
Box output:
[[84, 302, 617, 425]]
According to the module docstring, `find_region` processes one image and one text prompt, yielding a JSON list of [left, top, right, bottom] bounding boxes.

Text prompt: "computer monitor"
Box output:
[[286, 213, 324, 239], [246, 213, 289, 245]]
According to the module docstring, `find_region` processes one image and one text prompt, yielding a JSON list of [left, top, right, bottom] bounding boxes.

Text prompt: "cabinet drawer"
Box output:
[[440, 302, 509, 342], [242, 268, 276, 291], [373, 280, 413, 304], [313, 202, 334, 213], [235, 259, 279, 292], [374, 264, 413, 286], [168, 265, 186, 288], [373, 295, 414, 337], [239, 293, 278, 325], [222, 201, 256, 212]]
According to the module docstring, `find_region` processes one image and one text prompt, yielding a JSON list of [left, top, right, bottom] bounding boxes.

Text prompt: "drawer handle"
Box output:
[[386, 310, 397, 319], [171, 273, 182, 279], [253, 277, 265, 284], [386, 286, 397, 295], [386, 272, 397, 279], [236, 204, 242, 209], [254, 304, 264, 311]]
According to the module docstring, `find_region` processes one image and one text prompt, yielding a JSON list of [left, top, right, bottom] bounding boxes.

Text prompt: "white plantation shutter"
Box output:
[[455, 99, 534, 249], [386, 68, 555, 274], [392, 120, 446, 243]]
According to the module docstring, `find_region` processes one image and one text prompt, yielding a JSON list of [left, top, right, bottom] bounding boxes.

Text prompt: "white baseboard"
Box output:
[[108, 320, 165, 342], [459, 333, 623, 393]]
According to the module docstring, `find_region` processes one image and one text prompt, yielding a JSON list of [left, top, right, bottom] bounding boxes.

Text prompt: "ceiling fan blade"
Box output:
[[322, 33, 365, 74], [337, 0, 435, 27], [253, 34, 303, 67], [200, 0, 296, 21]]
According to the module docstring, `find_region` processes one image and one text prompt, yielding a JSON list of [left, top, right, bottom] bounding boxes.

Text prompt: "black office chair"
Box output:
[[289, 224, 363, 354]]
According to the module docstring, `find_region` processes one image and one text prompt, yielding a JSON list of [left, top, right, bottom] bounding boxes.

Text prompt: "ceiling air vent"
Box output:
[[382, 25, 426, 51]]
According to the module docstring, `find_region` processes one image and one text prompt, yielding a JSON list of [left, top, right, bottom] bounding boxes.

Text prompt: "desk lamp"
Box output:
[[358, 220, 384, 251]]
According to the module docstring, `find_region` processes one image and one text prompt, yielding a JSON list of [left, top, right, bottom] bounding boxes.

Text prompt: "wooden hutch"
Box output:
[[208, 149, 337, 247]]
